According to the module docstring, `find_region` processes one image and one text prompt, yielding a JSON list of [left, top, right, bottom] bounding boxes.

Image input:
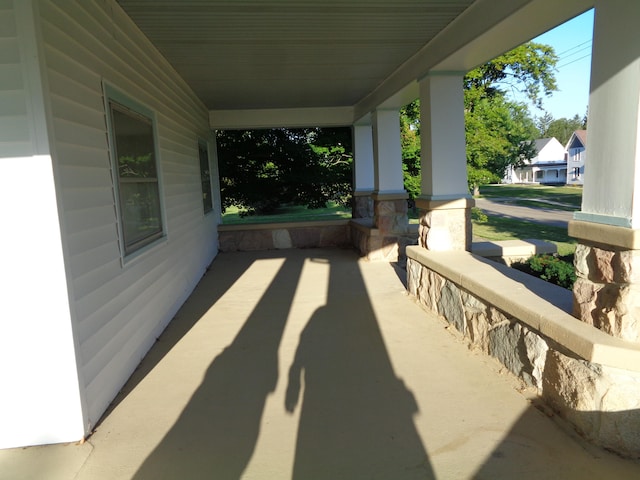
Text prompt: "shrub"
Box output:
[[512, 254, 576, 290]]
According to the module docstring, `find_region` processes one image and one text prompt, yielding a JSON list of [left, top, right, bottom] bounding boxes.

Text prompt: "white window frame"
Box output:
[[103, 83, 166, 261]]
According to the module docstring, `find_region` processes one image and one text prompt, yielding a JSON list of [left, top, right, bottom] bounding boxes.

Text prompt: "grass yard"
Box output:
[[222, 202, 352, 224], [473, 183, 581, 255], [479, 184, 582, 208], [472, 210, 576, 256]]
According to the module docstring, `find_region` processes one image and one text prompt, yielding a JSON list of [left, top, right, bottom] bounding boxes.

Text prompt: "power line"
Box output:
[[556, 39, 592, 57], [557, 53, 592, 69], [558, 44, 592, 61]]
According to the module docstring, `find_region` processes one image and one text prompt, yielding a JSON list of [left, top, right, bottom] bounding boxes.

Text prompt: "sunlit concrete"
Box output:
[[1, 248, 638, 479]]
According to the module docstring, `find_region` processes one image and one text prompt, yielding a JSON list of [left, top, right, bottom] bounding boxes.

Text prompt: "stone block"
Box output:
[[593, 247, 616, 283], [524, 330, 549, 391], [573, 243, 590, 279], [616, 249, 640, 283], [272, 229, 292, 249], [438, 281, 465, 332], [542, 350, 602, 437], [462, 290, 489, 351], [488, 322, 534, 386], [573, 277, 601, 326]]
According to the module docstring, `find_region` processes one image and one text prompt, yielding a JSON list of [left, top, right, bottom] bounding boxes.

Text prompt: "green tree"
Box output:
[[400, 102, 421, 201], [217, 128, 352, 215], [464, 42, 557, 193], [541, 114, 585, 145], [400, 42, 557, 197]]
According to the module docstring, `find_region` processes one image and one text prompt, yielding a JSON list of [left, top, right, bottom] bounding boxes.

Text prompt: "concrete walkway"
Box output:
[[2, 248, 639, 479]]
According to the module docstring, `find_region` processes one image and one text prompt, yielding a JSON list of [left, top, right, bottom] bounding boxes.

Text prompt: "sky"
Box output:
[[507, 8, 594, 121]]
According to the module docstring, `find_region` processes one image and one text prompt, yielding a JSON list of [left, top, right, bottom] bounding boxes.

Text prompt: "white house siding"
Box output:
[[37, 0, 219, 434], [0, 0, 85, 448]]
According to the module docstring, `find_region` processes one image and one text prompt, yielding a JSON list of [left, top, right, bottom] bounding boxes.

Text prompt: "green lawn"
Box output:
[[472, 184, 581, 255], [472, 211, 576, 256], [479, 184, 582, 208], [222, 202, 352, 224]]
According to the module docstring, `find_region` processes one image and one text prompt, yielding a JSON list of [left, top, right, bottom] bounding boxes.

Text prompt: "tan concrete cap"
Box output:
[[406, 246, 640, 371], [471, 239, 557, 258]]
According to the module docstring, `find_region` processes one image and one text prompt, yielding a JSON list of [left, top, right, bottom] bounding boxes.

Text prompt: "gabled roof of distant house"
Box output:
[[566, 130, 587, 149], [534, 138, 556, 152]]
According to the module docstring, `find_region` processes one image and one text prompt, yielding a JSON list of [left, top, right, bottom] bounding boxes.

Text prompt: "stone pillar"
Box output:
[[416, 73, 473, 251], [371, 108, 409, 235], [352, 122, 374, 218], [570, 0, 640, 343]]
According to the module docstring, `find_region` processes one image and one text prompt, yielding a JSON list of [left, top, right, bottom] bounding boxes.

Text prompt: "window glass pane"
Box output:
[[119, 181, 162, 251], [199, 143, 213, 213], [109, 100, 163, 254]]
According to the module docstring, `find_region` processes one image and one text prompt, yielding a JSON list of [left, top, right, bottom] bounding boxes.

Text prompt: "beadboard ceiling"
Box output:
[[116, 0, 592, 120]]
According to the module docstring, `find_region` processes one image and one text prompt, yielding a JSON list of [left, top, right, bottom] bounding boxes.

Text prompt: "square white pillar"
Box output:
[[371, 108, 405, 195], [575, 0, 640, 229], [418, 73, 470, 200]]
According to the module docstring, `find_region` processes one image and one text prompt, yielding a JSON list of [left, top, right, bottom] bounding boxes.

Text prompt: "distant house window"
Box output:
[[535, 170, 544, 180], [572, 149, 581, 162], [106, 91, 163, 256], [573, 167, 580, 180], [199, 142, 213, 214]]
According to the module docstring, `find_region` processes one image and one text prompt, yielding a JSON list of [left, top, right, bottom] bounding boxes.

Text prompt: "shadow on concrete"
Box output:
[[285, 253, 434, 478], [472, 403, 640, 479], [100, 254, 258, 419], [133, 253, 304, 479]]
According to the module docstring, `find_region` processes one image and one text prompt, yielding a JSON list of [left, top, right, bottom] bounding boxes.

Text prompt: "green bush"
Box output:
[[512, 254, 576, 290]]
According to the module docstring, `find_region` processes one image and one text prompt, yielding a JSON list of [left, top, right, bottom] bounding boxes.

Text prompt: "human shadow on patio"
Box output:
[[285, 255, 435, 479], [133, 254, 304, 479]]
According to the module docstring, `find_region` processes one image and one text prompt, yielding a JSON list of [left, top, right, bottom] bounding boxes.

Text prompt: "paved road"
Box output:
[[475, 197, 575, 228]]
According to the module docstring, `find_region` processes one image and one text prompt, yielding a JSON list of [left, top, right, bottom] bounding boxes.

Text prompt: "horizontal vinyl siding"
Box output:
[[0, 3, 32, 157], [39, 0, 219, 428]]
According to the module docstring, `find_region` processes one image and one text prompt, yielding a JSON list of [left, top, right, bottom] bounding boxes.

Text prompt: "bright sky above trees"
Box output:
[[507, 9, 594, 121]]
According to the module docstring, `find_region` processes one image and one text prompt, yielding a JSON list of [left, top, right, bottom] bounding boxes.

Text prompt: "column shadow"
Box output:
[[285, 254, 435, 479], [133, 254, 304, 480], [472, 404, 640, 479]]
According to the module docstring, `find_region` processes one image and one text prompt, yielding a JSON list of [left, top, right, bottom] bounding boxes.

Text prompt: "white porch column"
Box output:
[[569, 0, 640, 343], [416, 73, 473, 251], [352, 122, 375, 218], [371, 108, 408, 234]]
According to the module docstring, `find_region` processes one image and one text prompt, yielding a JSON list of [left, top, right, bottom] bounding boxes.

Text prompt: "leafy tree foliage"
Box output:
[[400, 42, 557, 196], [538, 113, 586, 145], [464, 42, 556, 193], [400, 103, 421, 200], [217, 128, 352, 215]]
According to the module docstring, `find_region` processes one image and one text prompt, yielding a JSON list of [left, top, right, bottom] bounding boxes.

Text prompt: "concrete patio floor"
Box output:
[[2, 248, 640, 479]]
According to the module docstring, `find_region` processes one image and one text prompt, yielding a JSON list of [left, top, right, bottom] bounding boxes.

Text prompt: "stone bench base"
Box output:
[[218, 220, 351, 252], [471, 238, 557, 265], [406, 246, 640, 458], [349, 219, 418, 262]]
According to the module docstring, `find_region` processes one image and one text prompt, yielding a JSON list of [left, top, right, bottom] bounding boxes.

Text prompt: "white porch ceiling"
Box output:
[[116, 0, 593, 128]]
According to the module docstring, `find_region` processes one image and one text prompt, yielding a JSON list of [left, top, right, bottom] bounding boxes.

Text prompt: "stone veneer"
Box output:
[[573, 243, 640, 343], [415, 198, 474, 251], [352, 193, 374, 219], [218, 220, 351, 252], [406, 246, 640, 458]]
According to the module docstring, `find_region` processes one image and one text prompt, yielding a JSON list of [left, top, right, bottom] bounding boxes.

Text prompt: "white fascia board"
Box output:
[[210, 106, 354, 130]]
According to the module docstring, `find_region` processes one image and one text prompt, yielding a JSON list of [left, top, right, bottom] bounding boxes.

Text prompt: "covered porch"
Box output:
[[2, 248, 639, 479]]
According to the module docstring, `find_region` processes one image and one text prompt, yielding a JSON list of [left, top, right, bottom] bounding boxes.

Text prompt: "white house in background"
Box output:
[[566, 130, 587, 185], [504, 137, 567, 184]]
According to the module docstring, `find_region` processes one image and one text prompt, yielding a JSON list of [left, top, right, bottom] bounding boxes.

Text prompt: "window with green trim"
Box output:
[[107, 97, 163, 255]]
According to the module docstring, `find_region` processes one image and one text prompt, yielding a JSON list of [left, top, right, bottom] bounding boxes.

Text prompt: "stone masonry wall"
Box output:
[[573, 243, 640, 342], [407, 257, 640, 457]]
